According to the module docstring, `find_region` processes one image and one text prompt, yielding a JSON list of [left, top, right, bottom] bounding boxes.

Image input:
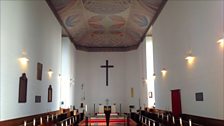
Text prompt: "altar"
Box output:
[[97, 104, 118, 116]]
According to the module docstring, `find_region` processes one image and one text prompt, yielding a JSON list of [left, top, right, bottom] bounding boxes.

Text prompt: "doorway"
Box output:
[[171, 89, 182, 117]]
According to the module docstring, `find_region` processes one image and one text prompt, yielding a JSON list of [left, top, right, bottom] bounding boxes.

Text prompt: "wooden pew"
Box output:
[[132, 108, 224, 126], [0, 109, 84, 126]]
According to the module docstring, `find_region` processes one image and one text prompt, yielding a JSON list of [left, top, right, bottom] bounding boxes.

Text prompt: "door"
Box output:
[[171, 89, 182, 117]]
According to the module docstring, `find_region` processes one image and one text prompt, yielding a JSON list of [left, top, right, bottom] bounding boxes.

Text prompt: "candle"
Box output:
[[180, 117, 183, 126], [153, 122, 155, 126], [149, 120, 150, 125], [72, 117, 74, 123], [33, 118, 35, 126], [70, 118, 72, 124], [61, 122, 63, 126], [47, 115, 49, 122], [40, 117, 43, 124], [85, 105, 87, 112], [162, 113, 164, 119], [172, 116, 175, 124], [52, 114, 54, 120], [65, 121, 68, 126], [40, 117, 42, 124], [189, 119, 192, 126], [24, 121, 26, 126], [167, 115, 169, 121]]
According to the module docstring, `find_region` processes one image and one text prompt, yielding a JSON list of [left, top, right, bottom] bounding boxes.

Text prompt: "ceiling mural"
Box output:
[[47, 0, 167, 51]]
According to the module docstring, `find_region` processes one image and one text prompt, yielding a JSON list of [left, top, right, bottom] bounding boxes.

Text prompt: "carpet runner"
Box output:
[[79, 116, 136, 126]]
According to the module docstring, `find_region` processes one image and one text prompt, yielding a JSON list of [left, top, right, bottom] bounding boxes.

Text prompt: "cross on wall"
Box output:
[[100, 60, 114, 86]]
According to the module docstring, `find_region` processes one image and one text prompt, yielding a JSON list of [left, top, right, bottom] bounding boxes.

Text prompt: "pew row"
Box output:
[[131, 108, 224, 126], [0, 109, 84, 126]]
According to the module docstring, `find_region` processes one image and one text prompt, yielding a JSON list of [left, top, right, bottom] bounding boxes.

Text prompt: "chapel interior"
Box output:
[[0, 0, 224, 126]]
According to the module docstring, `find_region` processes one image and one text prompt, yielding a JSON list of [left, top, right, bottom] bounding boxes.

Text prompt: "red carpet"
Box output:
[[79, 116, 137, 126], [88, 119, 127, 123]]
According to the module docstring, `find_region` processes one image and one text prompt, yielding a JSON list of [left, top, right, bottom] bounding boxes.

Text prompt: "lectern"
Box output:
[[104, 106, 111, 126]]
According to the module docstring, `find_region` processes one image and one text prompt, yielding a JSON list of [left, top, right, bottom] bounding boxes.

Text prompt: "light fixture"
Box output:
[[144, 78, 148, 84], [152, 73, 156, 80], [217, 1, 224, 48], [48, 69, 53, 78], [161, 68, 167, 77], [18, 49, 29, 65], [217, 36, 224, 48], [185, 50, 195, 64]]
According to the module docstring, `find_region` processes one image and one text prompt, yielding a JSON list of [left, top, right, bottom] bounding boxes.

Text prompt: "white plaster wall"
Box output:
[[138, 39, 148, 109], [61, 37, 76, 109], [124, 48, 142, 112], [75, 50, 89, 111], [75, 51, 126, 114], [75, 41, 147, 114], [0, 1, 61, 120], [153, 0, 224, 119], [0, 0, 1, 119]]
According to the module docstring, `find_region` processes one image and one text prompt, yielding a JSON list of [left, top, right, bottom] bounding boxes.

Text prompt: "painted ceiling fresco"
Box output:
[[47, 0, 167, 51]]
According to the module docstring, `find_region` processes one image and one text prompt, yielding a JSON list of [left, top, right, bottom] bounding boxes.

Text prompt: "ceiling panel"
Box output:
[[47, 0, 167, 51]]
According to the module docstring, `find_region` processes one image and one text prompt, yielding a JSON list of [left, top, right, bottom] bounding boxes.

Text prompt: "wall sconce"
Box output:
[[152, 73, 156, 80], [185, 51, 195, 65], [217, 36, 224, 48], [18, 50, 29, 65], [161, 68, 167, 77], [143, 78, 148, 85], [48, 69, 53, 78], [217, 1, 224, 48], [18, 49, 29, 72], [19, 57, 29, 65]]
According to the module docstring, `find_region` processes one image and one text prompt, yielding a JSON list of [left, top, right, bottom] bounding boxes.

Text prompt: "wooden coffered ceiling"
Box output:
[[46, 0, 167, 51]]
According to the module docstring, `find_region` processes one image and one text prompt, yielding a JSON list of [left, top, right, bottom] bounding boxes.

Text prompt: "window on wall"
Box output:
[[146, 36, 155, 107]]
